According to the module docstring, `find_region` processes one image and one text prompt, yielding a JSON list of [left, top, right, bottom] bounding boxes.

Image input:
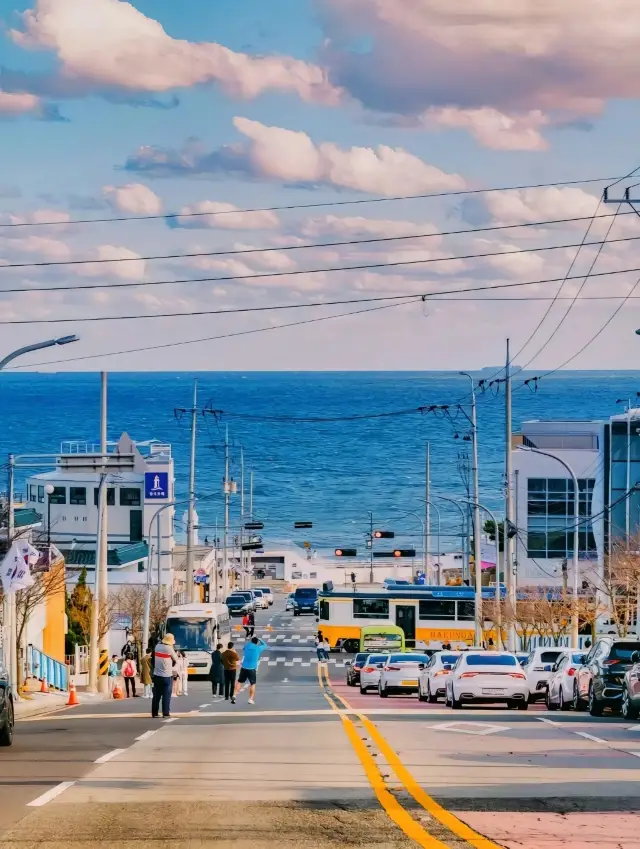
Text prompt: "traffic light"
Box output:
[[373, 530, 395, 539], [241, 541, 263, 550], [393, 549, 416, 558], [244, 521, 264, 530], [335, 548, 357, 557], [294, 521, 313, 529]]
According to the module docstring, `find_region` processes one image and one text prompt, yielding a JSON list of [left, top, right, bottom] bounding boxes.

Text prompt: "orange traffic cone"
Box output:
[[66, 680, 79, 707], [265, 625, 273, 632], [112, 683, 124, 700], [234, 624, 242, 632], [40, 677, 49, 694]]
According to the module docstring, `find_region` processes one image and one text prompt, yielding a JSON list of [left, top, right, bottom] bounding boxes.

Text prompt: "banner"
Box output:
[[0, 540, 40, 592]]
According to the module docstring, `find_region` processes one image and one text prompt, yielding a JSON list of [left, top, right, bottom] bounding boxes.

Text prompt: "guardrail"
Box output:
[[27, 644, 68, 691]]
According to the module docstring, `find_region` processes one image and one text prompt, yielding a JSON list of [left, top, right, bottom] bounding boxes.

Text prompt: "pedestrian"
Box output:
[[122, 652, 138, 698], [242, 613, 251, 639], [350, 571, 357, 590], [315, 631, 324, 663], [180, 650, 189, 696], [222, 641, 240, 702], [172, 651, 184, 696], [209, 642, 225, 699], [234, 636, 268, 705], [107, 654, 119, 695], [247, 610, 255, 638], [321, 636, 331, 662], [140, 647, 153, 698], [486, 637, 496, 651], [204, 536, 209, 546], [151, 633, 179, 718], [121, 634, 137, 664]]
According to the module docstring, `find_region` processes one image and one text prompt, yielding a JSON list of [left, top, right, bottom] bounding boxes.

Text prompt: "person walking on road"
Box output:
[[350, 572, 357, 591], [107, 655, 119, 695], [222, 641, 240, 703], [122, 652, 138, 698], [321, 636, 331, 662], [209, 642, 224, 699], [247, 610, 255, 638], [151, 633, 179, 718], [234, 636, 268, 705], [242, 613, 251, 640], [140, 647, 153, 698], [180, 650, 189, 696], [315, 631, 325, 663]]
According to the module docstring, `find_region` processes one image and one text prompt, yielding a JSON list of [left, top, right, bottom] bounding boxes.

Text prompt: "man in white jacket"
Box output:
[[151, 634, 179, 718]]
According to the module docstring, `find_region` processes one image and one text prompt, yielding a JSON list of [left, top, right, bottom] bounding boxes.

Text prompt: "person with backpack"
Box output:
[[242, 613, 251, 639], [107, 655, 120, 696], [122, 652, 138, 698]]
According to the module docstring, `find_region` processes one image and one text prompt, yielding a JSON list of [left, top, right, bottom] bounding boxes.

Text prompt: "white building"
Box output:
[[24, 433, 175, 594]]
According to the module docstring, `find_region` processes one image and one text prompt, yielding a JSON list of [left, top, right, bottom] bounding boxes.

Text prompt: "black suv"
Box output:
[[0, 661, 14, 746], [346, 653, 369, 686], [575, 637, 640, 716]]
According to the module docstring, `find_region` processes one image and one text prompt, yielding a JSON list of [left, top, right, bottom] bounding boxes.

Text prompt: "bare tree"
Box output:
[[587, 539, 640, 637], [113, 586, 168, 644]]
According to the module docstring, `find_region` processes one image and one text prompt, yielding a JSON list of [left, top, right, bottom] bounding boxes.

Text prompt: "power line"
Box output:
[[5, 297, 420, 370], [0, 175, 617, 230]]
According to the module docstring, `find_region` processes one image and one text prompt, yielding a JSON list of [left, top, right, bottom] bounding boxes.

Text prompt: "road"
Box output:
[[3, 593, 640, 848]]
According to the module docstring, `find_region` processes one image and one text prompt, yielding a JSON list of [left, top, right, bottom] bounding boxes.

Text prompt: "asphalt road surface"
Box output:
[[3, 592, 640, 847]]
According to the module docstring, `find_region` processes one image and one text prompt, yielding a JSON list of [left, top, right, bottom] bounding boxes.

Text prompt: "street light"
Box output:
[[518, 446, 580, 647], [0, 335, 79, 371], [44, 483, 54, 563]]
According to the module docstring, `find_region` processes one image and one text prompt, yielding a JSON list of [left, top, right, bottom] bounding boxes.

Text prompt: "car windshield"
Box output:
[[226, 596, 243, 605], [609, 643, 640, 661], [540, 651, 563, 663], [440, 654, 460, 665], [354, 654, 368, 664], [296, 589, 317, 598], [389, 654, 429, 664], [466, 655, 517, 666], [234, 593, 252, 601], [367, 655, 388, 664], [571, 653, 584, 664], [253, 590, 263, 597], [256, 587, 271, 594]]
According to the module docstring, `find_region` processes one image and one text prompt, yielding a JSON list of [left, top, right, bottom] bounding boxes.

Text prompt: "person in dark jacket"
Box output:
[[247, 610, 255, 638], [210, 642, 224, 698]]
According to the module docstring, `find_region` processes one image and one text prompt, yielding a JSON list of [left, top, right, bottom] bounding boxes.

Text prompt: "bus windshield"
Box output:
[[166, 617, 216, 651]]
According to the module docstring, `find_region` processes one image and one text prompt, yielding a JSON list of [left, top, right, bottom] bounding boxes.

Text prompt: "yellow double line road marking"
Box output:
[[317, 664, 504, 849]]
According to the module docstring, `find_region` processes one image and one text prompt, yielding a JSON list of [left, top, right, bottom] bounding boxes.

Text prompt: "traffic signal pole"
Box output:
[[369, 512, 374, 583]]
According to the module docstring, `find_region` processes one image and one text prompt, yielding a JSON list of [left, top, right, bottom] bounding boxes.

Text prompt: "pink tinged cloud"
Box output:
[[10, 0, 342, 104], [173, 201, 280, 231], [103, 183, 163, 215], [0, 90, 43, 115]]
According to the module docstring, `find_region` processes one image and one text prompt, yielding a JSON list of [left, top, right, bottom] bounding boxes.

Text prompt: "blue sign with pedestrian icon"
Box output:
[[145, 471, 169, 500]]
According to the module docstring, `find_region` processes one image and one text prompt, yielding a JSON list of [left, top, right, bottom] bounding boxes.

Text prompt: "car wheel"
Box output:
[[622, 686, 639, 720], [451, 689, 463, 709], [517, 700, 529, 711], [379, 684, 388, 699], [559, 688, 571, 712], [0, 700, 14, 747], [346, 676, 354, 687], [588, 684, 604, 717], [573, 682, 587, 712], [427, 683, 438, 704], [360, 685, 368, 695], [546, 690, 558, 711], [418, 685, 428, 703]]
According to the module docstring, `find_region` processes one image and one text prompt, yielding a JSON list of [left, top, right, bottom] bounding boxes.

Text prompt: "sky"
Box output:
[[2, 0, 640, 371]]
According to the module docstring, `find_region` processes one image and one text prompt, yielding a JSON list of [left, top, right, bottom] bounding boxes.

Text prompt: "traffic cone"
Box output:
[[40, 677, 49, 694], [265, 625, 273, 632], [112, 683, 124, 700], [66, 680, 79, 707], [234, 624, 242, 631]]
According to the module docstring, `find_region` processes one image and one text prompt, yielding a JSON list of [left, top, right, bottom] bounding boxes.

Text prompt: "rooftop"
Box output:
[[61, 541, 149, 567]]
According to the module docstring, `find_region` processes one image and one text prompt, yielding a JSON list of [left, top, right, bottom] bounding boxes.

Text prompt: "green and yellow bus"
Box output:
[[359, 624, 405, 653]]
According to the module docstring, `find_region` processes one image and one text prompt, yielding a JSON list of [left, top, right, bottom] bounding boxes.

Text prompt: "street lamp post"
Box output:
[[432, 494, 469, 583], [425, 502, 442, 583], [44, 484, 54, 563], [518, 446, 580, 647]]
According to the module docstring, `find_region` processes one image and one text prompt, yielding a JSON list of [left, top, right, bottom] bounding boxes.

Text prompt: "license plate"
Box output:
[[482, 688, 505, 695], [188, 667, 196, 674], [401, 679, 418, 686]]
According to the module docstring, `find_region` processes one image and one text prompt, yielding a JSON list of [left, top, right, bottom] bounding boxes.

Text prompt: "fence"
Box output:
[[64, 645, 89, 676], [27, 644, 68, 691]]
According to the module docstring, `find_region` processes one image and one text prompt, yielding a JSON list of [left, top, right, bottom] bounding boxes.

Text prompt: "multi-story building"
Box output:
[[512, 410, 640, 588]]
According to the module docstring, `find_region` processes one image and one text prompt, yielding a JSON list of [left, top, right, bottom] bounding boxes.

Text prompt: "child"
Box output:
[[107, 655, 119, 695]]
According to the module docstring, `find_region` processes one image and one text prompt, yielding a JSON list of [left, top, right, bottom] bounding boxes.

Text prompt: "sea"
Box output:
[[0, 371, 637, 556]]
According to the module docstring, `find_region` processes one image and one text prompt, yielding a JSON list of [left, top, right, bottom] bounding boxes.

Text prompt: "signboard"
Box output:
[[145, 471, 169, 500]]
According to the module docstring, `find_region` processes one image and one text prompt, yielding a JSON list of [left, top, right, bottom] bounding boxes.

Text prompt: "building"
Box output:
[[512, 411, 640, 588], [24, 433, 175, 595]]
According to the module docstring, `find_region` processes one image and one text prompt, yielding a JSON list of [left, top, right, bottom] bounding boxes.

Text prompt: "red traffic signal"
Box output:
[[373, 530, 395, 539], [335, 548, 357, 557], [393, 548, 416, 558]]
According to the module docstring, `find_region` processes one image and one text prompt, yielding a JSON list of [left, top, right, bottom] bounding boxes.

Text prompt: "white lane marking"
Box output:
[[629, 724, 640, 731], [28, 781, 75, 807], [536, 717, 558, 725], [430, 721, 509, 736], [199, 703, 211, 708], [94, 748, 126, 764], [135, 729, 159, 741], [163, 717, 178, 723], [575, 732, 607, 744], [282, 678, 289, 683]]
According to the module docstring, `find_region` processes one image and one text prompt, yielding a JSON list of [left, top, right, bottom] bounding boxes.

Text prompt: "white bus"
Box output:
[[164, 602, 231, 678]]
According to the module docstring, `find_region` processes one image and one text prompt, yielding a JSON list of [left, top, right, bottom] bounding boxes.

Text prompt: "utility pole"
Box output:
[[505, 340, 516, 651], [461, 373, 483, 646], [240, 447, 245, 590], [368, 511, 374, 584], [425, 443, 431, 583], [96, 372, 109, 694], [223, 425, 230, 598], [6, 455, 17, 700], [185, 379, 198, 603]]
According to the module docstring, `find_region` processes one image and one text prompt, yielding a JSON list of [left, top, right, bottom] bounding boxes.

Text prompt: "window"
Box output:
[[353, 598, 389, 619], [456, 601, 475, 621], [466, 654, 516, 666], [526, 477, 596, 558], [70, 487, 86, 505], [94, 488, 115, 506], [419, 599, 455, 620], [48, 486, 66, 504], [319, 600, 330, 621], [28, 484, 37, 502], [120, 488, 141, 506], [37, 485, 44, 503]]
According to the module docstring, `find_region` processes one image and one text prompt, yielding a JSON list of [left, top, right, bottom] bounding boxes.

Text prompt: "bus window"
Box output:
[[456, 601, 474, 620], [319, 600, 330, 621], [419, 599, 455, 620], [353, 599, 389, 619]]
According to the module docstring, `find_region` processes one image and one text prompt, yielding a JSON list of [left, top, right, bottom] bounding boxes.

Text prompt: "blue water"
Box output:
[[0, 371, 637, 555]]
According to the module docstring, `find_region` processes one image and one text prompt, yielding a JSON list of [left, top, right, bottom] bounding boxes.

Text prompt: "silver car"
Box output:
[[359, 653, 391, 694], [378, 653, 432, 697], [418, 651, 461, 703]]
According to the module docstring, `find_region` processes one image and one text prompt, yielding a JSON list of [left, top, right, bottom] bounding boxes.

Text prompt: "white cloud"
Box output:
[[484, 187, 600, 225], [299, 214, 439, 240], [75, 245, 146, 280], [11, 0, 341, 104], [103, 183, 163, 215], [0, 208, 71, 229], [1, 234, 72, 261], [421, 107, 549, 151], [172, 201, 280, 231], [0, 90, 42, 115]]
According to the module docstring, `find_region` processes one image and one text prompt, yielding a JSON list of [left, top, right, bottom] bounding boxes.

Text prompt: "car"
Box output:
[[359, 653, 391, 694], [254, 586, 274, 606], [346, 653, 369, 686], [521, 647, 567, 702], [285, 592, 295, 611], [0, 662, 14, 746], [231, 591, 258, 612], [516, 653, 530, 666], [225, 594, 252, 617], [292, 587, 318, 616], [574, 637, 640, 716], [622, 650, 640, 719], [418, 651, 461, 703], [378, 653, 431, 697], [252, 589, 268, 610], [445, 651, 529, 709], [545, 651, 586, 711]]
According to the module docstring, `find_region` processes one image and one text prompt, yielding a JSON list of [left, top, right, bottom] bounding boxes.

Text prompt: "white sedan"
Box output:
[[359, 653, 391, 694], [521, 647, 567, 703], [418, 651, 461, 703], [445, 651, 529, 710], [546, 650, 586, 711], [378, 653, 432, 697]]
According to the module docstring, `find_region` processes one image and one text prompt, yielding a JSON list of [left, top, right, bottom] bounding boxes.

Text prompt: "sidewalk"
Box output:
[[14, 687, 107, 720]]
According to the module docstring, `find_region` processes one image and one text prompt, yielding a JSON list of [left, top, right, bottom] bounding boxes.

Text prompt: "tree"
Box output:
[[585, 539, 640, 637], [66, 567, 92, 651], [113, 586, 168, 647]]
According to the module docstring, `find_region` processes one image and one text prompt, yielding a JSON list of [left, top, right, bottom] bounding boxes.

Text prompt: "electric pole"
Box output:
[[223, 425, 230, 598], [425, 442, 431, 583], [97, 372, 109, 694], [185, 379, 198, 604], [505, 340, 517, 651], [461, 372, 483, 646]]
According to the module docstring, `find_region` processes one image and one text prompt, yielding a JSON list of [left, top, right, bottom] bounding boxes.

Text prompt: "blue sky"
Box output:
[[1, 0, 640, 371]]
